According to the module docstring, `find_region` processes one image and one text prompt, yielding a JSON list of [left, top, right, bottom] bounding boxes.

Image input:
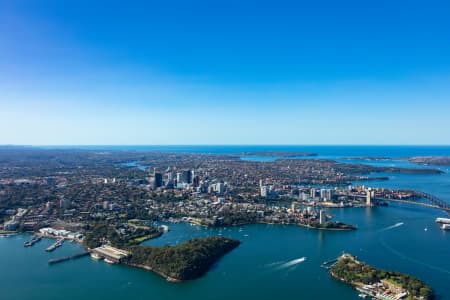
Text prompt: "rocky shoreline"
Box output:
[[124, 262, 182, 282]]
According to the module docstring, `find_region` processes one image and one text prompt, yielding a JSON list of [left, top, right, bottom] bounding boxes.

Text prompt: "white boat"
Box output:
[[0, 233, 14, 238], [436, 217, 450, 224], [90, 252, 102, 260], [441, 224, 450, 230], [104, 258, 116, 264]]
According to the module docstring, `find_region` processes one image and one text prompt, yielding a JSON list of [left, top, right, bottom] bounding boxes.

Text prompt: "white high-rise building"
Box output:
[[215, 182, 225, 195], [319, 209, 326, 224], [260, 185, 268, 197], [366, 188, 374, 206], [291, 202, 297, 213]]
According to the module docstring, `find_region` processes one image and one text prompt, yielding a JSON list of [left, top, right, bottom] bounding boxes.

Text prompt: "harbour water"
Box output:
[[1, 146, 450, 300]]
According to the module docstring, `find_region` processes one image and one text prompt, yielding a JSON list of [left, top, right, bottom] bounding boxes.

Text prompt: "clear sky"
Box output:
[[1, 0, 450, 145]]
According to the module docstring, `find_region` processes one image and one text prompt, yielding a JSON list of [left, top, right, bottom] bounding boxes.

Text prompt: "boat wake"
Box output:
[[264, 261, 286, 268], [261, 257, 307, 276], [275, 257, 307, 270], [380, 222, 404, 232]]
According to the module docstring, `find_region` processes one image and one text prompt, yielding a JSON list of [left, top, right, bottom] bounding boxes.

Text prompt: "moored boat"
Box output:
[[104, 258, 116, 264], [436, 217, 450, 224], [90, 252, 103, 260], [441, 224, 450, 230]]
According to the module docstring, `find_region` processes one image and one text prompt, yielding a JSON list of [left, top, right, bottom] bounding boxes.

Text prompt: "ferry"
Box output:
[[435, 217, 450, 224]]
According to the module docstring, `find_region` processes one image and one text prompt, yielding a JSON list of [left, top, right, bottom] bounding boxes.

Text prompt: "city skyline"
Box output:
[[1, 0, 450, 145]]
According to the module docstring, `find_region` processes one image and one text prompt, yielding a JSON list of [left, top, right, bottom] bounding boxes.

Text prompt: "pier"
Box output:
[[46, 238, 64, 252], [48, 251, 90, 264], [321, 258, 338, 269], [24, 235, 42, 247]]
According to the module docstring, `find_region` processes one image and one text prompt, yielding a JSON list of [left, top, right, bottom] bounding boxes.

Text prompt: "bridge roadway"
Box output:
[[374, 198, 450, 212], [348, 193, 450, 213]]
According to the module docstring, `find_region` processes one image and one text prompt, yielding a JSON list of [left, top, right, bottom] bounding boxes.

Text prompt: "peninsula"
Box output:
[[330, 253, 433, 300], [239, 151, 317, 157], [124, 236, 240, 282], [407, 156, 450, 166], [307, 221, 356, 231]]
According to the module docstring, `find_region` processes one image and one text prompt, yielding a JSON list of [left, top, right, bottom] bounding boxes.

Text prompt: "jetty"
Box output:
[[48, 251, 90, 264], [46, 238, 64, 252], [24, 235, 42, 247], [321, 258, 338, 269]]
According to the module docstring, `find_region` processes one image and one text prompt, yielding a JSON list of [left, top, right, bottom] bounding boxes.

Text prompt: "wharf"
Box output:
[[48, 251, 90, 264], [46, 238, 64, 252], [24, 236, 42, 247]]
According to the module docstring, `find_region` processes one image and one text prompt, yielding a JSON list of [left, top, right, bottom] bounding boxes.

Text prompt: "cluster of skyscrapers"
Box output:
[[150, 168, 194, 190], [149, 168, 226, 195]]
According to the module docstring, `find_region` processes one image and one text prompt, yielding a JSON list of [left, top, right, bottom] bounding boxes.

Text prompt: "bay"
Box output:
[[1, 146, 450, 300]]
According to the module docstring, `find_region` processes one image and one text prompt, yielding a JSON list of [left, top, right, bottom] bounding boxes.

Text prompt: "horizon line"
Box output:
[[2, 144, 450, 147]]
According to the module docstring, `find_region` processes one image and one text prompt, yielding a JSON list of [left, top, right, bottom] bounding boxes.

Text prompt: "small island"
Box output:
[[330, 253, 433, 300], [123, 236, 240, 282]]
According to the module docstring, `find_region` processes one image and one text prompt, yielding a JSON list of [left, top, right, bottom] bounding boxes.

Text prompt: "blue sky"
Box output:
[[1, 0, 450, 145]]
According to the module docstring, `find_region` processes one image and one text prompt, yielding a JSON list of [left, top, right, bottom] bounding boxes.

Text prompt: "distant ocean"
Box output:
[[37, 145, 450, 157]]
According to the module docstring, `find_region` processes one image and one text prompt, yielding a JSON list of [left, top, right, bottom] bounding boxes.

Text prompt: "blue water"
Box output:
[[38, 145, 450, 157], [1, 205, 449, 300], [1, 146, 450, 300], [121, 161, 148, 171]]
